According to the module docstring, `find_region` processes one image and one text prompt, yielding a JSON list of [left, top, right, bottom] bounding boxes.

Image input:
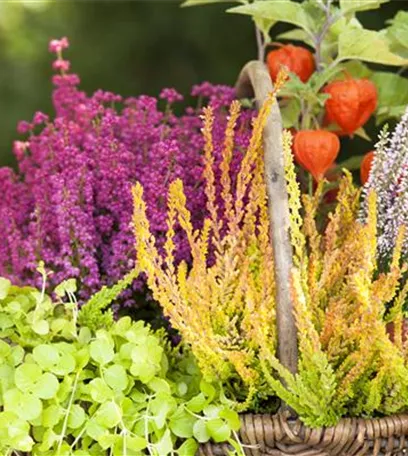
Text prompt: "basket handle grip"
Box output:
[[235, 61, 298, 376]]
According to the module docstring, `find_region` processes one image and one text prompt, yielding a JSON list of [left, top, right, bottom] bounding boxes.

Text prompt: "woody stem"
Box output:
[[313, 0, 341, 72]]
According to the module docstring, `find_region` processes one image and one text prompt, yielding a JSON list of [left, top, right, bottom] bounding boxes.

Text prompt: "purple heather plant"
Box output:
[[362, 106, 408, 262], [0, 38, 254, 305]]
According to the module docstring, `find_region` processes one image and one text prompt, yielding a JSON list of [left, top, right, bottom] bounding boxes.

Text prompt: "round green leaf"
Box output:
[[177, 438, 199, 456], [90, 339, 114, 366], [33, 344, 60, 370], [4, 389, 42, 421], [206, 418, 231, 443], [32, 373, 59, 399], [89, 378, 114, 403], [42, 404, 64, 428], [9, 345, 24, 366], [86, 419, 107, 441], [193, 419, 210, 443], [14, 363, 42, 392], [95, 401, 121, 428], [32, 319, 50, 335], [104, 364, 128, 391], [68, 404, 86, 429], [169, 407, 194, 438]]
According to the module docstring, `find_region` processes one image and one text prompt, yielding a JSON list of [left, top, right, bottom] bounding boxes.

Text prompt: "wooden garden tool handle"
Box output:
[[235, 61, 298, 376]]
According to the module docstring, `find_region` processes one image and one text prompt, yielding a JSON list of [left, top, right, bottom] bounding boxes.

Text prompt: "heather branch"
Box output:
[[235, 61, 298, 378]]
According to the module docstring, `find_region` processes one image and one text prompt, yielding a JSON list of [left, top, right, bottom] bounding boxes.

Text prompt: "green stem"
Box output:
[[308, 173, 314, 197], [57, 373, 80, 456]]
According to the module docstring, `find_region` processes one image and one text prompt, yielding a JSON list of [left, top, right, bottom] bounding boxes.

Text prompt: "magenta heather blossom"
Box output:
[[0, 38, 255, 305], [159, 88, 183, 104]]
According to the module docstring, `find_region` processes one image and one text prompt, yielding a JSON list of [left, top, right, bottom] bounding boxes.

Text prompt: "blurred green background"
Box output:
[[0, 0, 406, 167]]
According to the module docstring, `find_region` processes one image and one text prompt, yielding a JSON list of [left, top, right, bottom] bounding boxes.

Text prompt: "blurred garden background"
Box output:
[[0, 0, 406, 167]]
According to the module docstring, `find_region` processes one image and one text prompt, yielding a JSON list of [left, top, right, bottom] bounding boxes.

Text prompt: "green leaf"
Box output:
[[219, 408, 241, 431], [200, 380, 216, 402], [371, 72, 408, 112], [10, 433, 34, 452], [126, 435, 148, 452], [86, 418, 108, 441], [193, 419, 210, 443], [32, 373, 59, 399], [280, 99, 301, 129], [387, 11, 408, 59], [33, 344, 60, 370], [169, 406, 194, 438], [206, 418, 231, 443], [9, 345, 24, 366], [89, 378, 114, 403], [340, 0, 389, 15], [4, 389, 42, 421], [338, 26, 408, 66], [90, 339, 114, 366], [68, 404, 86, 429], [0, 278, 11, 299], [14, 363, 42, 392], [78, 327, 92, 345], [42, 404, 64, 428], [203, 404, 221, 418], [148, 377, 171, 394], [95, 401, 122, 428], [104, 364, 128, 391], [177, 438, 199, 456], [338, 61, 373, 79], [154, 429, 173, 456], [277, 28, 313, 47], [150, 393, 177, 429], [32, 319, 50, 335], [228, 1, 315, 36], [186, 393, 207, 413]]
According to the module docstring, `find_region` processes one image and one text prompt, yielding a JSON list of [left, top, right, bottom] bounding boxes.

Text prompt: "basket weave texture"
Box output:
[[198, 412, 408, 456]]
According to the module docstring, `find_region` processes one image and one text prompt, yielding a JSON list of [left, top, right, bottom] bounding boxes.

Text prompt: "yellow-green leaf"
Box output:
[[338, 27, 408, 66]]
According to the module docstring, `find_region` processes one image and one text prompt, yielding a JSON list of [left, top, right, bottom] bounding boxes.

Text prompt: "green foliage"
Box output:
[[0, 277, 242, 455], [78, 268, 140, 332], [187, 0, 408, 126]]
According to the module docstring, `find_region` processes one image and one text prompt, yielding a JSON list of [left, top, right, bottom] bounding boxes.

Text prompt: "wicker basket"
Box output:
[[199, 412, 408, 455], [197, 61, 408, 456]]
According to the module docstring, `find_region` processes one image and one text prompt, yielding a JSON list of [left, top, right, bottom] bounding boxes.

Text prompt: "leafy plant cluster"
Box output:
[[133, 86, 408, 427], [0, 268, 241, 455], [185, 0, 408, 130], [183, 0, 408, 195]]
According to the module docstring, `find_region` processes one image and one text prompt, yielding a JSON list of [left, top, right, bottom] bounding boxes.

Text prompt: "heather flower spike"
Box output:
[[361, 106, 408, 261], [0, 38, 255, 305]]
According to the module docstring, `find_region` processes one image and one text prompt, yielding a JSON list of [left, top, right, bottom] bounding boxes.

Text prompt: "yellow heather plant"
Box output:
[[132, 80, 408, 426]]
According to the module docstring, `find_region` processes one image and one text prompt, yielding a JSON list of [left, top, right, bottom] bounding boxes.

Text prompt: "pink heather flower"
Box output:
[[0, 40, 255, 309], [13, 141, 29, 160], [32, 112, 49, 125], [17, 121, 32, 134], [159, 88, 184, 104], [49, 37, 69, 53], [52, 59, 71, 72]]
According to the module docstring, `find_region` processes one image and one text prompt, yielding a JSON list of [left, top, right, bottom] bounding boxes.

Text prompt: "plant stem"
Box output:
[[313, 0, 341, 72], [57, 373, 79, 456]]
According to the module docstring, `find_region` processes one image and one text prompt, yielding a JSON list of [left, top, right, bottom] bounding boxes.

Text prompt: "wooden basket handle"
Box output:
[[235, 61, 298, 376]]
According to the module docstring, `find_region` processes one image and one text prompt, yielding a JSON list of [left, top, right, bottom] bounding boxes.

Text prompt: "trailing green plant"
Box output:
[[132, 90, 408, 427], [0, 267, 242, 455]]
